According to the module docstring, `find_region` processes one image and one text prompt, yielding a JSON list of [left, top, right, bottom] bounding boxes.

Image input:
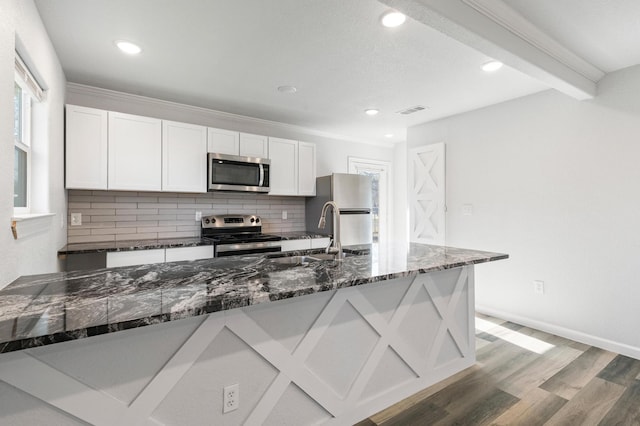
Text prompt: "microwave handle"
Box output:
[[259, 164, 265, 187]]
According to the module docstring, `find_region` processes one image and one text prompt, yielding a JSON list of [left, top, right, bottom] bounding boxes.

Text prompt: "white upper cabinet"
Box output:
[[239, 133, 268, 158], [268, 138, 316, 196], [268, 137, 299, 196], [162, 120, 207, 193], [207, 127, 239, 155], [108, 111, 162, 191], [65, 105, 108, 190], [298, 141, 316, 196]]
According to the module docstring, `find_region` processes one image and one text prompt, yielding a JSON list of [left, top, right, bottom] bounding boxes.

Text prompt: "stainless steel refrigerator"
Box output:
[[305, 173, 373, 246]]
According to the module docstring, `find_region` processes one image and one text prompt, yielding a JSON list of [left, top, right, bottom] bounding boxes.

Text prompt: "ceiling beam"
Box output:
[[378, 0, 604, 100]]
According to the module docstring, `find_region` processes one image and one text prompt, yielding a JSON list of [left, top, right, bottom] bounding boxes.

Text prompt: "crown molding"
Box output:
[[462, 0, 604, 82], [66, 83, 395, 148]]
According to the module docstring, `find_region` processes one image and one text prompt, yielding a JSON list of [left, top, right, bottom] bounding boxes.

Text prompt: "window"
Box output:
[[14, 79, 31, 211], [13, 54, 44, 214]]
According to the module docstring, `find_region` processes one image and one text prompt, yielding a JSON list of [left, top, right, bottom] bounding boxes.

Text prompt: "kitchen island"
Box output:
[[0, 243, 506, 425]]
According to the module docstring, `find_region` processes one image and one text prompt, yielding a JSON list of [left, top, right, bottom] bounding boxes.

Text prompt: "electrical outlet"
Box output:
[[70, 213, 82, 226], [282, 210, 288, 220], [195, 211, 202, 221], [534, 280, 545, 295], [223, 383, 239, 413], [462, 204, 473, 216]]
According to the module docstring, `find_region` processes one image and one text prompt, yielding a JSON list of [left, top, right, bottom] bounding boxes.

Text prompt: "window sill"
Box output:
[[11, 213, 56, 240]]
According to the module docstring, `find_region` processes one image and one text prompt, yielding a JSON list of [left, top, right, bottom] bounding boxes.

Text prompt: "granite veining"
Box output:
[[58, 234, 330, 255], [0, 243, 507, 353], [58, 237, 211, 255]]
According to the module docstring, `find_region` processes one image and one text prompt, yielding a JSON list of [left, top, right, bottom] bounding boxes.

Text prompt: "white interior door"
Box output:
[[348, 157, 391, 245], [409, 143, 446, 245]]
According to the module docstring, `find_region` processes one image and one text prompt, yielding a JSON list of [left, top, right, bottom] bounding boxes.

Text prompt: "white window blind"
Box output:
[[15, 54, 46, 102]]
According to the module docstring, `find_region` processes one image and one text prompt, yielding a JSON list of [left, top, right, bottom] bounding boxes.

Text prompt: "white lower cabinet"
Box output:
[[106, 246, 214, 268], [280, 239, 311, 252], [279, 238, 330, 252], [165, 246, 214, 262], [310, 237, 331, 249], [106, 249, 166, 268]]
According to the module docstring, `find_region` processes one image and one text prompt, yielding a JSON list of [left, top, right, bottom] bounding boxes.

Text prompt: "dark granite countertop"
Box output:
[[278, 231, 330, 240], [1, 243, 507, 353], [58, 237, 212, 255], [58, 233, 330, 255]]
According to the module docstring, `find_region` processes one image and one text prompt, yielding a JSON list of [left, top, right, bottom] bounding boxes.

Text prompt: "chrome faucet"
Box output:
[[318, 201, 342, 261]]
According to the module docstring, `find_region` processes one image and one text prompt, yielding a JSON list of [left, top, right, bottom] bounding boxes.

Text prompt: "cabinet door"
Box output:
[[298, 141, 316, 196], [65, 105, 108, 189], [165, 246, 214, 262], [310, 237, 331, 249], [106, 249, 165, 268], [162, 121, 207, 193], [108, 112, 162, 191], [208, 127, 239, 155], [268, 137, 298, 196], [239, 133, 268, 158], [280, 239, 311, 252]]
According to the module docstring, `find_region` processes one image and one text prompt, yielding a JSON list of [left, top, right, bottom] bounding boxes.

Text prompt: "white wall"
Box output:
[[66, 84, 396, 179], [407, 65, 640, 358], [0, 0, 67, 290]]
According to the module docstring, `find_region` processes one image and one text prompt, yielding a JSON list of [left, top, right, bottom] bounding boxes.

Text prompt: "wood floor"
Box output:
[[356, 313, 640, 425]]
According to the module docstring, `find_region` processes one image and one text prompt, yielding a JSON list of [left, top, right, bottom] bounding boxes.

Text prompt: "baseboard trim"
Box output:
[[476, 305, 640, 360]]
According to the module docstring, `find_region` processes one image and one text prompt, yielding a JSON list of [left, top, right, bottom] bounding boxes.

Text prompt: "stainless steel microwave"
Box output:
[[207, 153, 270, 193]]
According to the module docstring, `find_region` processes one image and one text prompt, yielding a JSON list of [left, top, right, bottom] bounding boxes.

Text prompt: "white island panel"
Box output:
[[0, 266, 475, 425]]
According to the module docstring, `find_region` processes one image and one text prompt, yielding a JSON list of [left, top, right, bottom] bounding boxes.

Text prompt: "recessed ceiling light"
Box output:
[[277, 85, 297, 94], [482, 60, 503, 72], [365, 109, 379, 116], [381, 10, 406, 28], [384, 134, 394, 138], [115, 40, 142, 55]]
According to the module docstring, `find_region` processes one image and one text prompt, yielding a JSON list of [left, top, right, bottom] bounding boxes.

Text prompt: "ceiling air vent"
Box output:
[[396, 105, 428, 115]]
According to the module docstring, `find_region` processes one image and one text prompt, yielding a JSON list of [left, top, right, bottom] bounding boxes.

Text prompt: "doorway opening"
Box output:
[[348, 157, 392, 244]]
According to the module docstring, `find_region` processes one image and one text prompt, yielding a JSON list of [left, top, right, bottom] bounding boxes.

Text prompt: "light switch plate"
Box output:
[[70, 213, 82, 226], [282, 211, 287, 220]]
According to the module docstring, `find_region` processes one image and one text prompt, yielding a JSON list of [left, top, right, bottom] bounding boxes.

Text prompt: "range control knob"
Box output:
[[250, 217, 255, 223], [212, 218, 216, 224], [255, 217, 260, 223], [205, 219, 210, 224]]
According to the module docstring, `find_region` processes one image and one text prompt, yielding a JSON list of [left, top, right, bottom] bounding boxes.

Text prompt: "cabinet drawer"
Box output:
[[310, 237, 331, 249], [165, 246, 214, 262], [106, 249, 165, 268], [280, 239, 311, 252]]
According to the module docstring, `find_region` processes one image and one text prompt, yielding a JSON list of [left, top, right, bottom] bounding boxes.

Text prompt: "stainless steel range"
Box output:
[[201, 214, 282, 257]]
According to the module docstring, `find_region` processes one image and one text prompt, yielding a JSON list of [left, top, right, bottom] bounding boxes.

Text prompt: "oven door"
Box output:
[[208, 153, 270, 193], [215, 242, 282, 257]]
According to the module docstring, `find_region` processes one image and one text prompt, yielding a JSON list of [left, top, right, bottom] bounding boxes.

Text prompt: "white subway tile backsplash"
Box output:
[[91, 215, 136, 222], [69, 234, 115, 244], [115, 232, 158, 241], [67, 190, 306, 243], [116, 209, 158, 215]]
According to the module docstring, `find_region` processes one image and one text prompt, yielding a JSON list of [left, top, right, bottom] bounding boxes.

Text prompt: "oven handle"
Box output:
[[215, 245, 282, 257], [215, 241, 281, 254]]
